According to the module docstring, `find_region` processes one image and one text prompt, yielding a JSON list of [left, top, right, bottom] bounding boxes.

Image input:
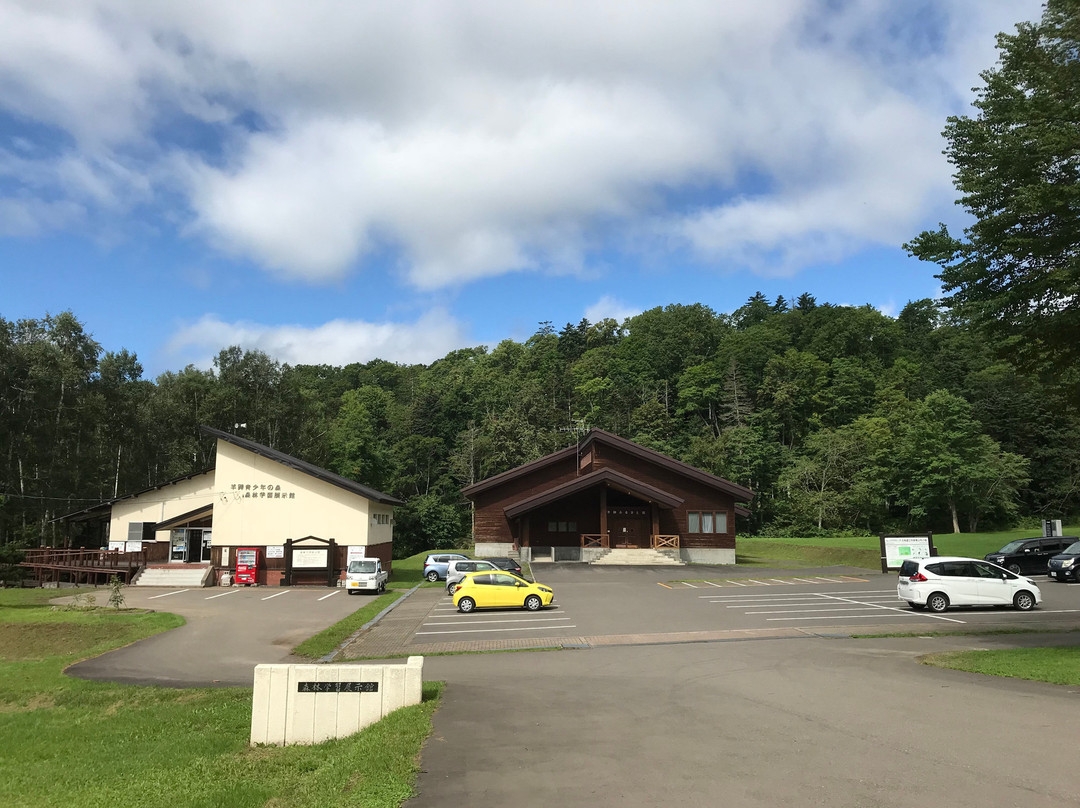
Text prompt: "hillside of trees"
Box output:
[[2, 295, 1078, 559]]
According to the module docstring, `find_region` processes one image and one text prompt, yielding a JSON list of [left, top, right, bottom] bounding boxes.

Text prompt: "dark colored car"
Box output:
[[482, 557, 523, 578], [983, 537, 1073, 575], [1048, 539, 1080, 583]]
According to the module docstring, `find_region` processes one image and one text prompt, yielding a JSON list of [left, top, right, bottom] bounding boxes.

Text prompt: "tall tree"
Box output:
[[905, 0, 1080, 371]]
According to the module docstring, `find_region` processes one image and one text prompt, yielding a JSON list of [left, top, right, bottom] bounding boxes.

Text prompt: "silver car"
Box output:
[[445, 559, 500, 594]]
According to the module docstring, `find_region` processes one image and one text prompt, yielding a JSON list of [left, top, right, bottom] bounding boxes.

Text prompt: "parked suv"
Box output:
[[422, 553, 468, 582], [445, 559, 501, 594], [897, 556, 1041, 613], [983, 537, 1072, 574], [1047, 539, 1080, 582]]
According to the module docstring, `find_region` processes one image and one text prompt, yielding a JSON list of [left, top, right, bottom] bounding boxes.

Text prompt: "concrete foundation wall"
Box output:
[[474, 542, 514, 557], [679, 547, 736, 565], [250, 658, 423, 746]]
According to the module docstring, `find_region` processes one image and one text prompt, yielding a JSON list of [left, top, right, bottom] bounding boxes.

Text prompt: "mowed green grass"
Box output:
[[0, 587, 442, 808], [921, 646, 1080, 686], [737, 525, 1080, 570]]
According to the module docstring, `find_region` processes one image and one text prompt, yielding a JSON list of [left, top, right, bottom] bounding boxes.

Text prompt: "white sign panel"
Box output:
[[293, 548, 328, 568], [266, 545, 285, 559], [346, 546, 366, 565], [125, 541, 143, 553], [108, 541, 125, 552], [883, 535, 933, 569]]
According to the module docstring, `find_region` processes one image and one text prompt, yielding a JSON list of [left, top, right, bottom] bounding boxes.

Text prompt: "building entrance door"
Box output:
[[607, 508, 649, 548]]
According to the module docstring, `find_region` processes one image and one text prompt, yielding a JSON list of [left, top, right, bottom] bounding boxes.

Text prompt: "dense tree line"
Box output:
[[2, 298, 1077, 560]]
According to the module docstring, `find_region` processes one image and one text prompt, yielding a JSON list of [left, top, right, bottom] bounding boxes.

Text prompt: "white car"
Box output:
[[897, 556, 1041, 613]]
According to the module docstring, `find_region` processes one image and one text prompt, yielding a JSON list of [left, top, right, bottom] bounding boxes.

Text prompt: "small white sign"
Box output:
[[266, 545, 285, 559], [108, 541, 125, 552], [293, 548, 328, 568], [883, 536, 933, 569], [125, 541, 143, 553], [346, 546, 366, 565]]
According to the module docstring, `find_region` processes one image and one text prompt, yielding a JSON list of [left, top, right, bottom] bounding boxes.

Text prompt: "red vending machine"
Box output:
[[235, 547, 260, 586]]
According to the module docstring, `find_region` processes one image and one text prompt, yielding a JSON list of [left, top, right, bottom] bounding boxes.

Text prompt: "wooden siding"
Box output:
[[469, 437, 740, 550]]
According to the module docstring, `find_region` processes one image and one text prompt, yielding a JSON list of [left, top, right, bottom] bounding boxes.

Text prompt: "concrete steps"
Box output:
[[134, 564, 213, 587], [590, 548, 684, 566]]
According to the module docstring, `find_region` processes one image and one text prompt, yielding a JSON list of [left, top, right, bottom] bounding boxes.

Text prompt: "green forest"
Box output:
[[2, 295, 1077, 559]]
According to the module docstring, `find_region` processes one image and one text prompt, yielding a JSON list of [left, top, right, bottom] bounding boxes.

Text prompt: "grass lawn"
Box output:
[[0, 586, 442, 808], [736, 525, 1080, 571], [293, 590, 405, 658], [920, 646, 1080, 686]]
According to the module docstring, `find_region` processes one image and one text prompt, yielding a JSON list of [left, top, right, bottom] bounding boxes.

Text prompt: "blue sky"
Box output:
[[0, 0, 1043, 378]]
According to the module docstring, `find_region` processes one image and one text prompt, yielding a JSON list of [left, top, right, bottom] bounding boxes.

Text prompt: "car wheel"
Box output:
[[524, 594, 542, 611], [1013, 591, 1037, 611], [426, 570, 440, 582], [926, 592, 950, 613], [1007, 563, 1021, 574], [446, 584, 456, 596], [1074, 569, 1080, 583], [348, 590, 357, 596], [907, 602, 924, 611], [457, 596, 476, 613]]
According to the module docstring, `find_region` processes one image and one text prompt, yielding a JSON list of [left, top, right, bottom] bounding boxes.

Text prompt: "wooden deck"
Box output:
[[20, 548, 146, 586]]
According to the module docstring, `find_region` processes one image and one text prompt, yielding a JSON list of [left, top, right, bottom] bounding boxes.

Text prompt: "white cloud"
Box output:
[[164, 309, 470, 369], [584, 296, 640, 325], [0, 0, 1046, 284]]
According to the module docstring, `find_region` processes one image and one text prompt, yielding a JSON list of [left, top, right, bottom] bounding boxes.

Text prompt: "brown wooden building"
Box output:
[[462, 429, 753, 564]]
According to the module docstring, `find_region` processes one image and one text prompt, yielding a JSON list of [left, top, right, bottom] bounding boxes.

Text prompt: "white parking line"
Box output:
[[749, 607, 892, 614], [791, 578, 820, 583], [724, 579, 748, 586], [318, 591, 340, 601], [767, 613, 928, 621], [424, 617, 571, 626], [814, 577, 845, 582], [205, 590, 240, 600], [416, 625, 577, 636], [702, 581, 726, 588], [261, 590, 290, 600], [147, 590, 189, 599], [768, 578, 797, 585]]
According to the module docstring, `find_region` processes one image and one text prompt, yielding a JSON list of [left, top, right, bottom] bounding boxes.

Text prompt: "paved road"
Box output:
[[408, 634, 1080, 808], [61, 585, 372, 687]]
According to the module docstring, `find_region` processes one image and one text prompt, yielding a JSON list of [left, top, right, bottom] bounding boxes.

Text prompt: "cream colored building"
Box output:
[[68, 426, 401, 585]]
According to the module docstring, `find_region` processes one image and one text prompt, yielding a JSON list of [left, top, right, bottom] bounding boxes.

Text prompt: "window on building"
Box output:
[[686, 511, 729, 534], [547, 521, 578, 533]]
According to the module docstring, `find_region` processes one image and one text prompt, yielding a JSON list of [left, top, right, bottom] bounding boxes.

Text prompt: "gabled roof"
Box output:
[[201, 426, 403, 506], [460, 444, 578, 497], [462, 428, 753, 503], [580, 429, 754, 501], [504, 468, 684, 519]]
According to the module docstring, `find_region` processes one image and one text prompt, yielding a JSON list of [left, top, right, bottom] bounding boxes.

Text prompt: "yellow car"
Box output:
[[452, 571, 554, 613]]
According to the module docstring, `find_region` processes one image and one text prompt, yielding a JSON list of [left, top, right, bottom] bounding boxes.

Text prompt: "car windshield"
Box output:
[[995, 541, 1027, 553], [348, 560, 377, 573], [1064, 541, 1080, 554]]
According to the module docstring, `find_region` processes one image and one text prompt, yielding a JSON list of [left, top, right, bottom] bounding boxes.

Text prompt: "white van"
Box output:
[[345, 559, 387, 595]]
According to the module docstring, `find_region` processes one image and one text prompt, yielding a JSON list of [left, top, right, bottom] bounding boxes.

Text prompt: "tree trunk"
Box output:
[[949, 500, 960, 533]]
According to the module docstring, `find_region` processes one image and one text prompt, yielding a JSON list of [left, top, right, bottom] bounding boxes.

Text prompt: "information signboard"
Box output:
[[266, 545, 285, 559], [880, 533, 935, 573], [293, 548, 328, 568], [346, 545, 366, 565]]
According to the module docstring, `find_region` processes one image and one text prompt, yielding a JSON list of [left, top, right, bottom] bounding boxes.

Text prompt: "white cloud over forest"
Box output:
[[0, 0, 1044, 287]]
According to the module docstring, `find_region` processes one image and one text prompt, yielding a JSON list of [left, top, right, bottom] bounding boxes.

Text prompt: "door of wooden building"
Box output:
[[607, 507, 649, 548]]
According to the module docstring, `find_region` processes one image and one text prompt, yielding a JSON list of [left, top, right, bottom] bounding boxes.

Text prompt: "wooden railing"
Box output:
[[20, 548, 146, 586], [651, 534, 680, 549], [580, 533, 609, 549]]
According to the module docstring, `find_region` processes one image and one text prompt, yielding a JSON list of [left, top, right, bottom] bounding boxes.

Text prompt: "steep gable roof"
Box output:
[[504, 467, 684, 518], [462, 428, 753, 503], [201, 426, 403, 505], [581, 429, 754, 501]]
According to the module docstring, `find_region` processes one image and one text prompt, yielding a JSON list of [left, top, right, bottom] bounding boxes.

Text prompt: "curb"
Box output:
[[320, 583, 423, 663]]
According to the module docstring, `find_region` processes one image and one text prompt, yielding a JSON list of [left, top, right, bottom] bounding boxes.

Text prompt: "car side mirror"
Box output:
[[515, 582, 522, 587]]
